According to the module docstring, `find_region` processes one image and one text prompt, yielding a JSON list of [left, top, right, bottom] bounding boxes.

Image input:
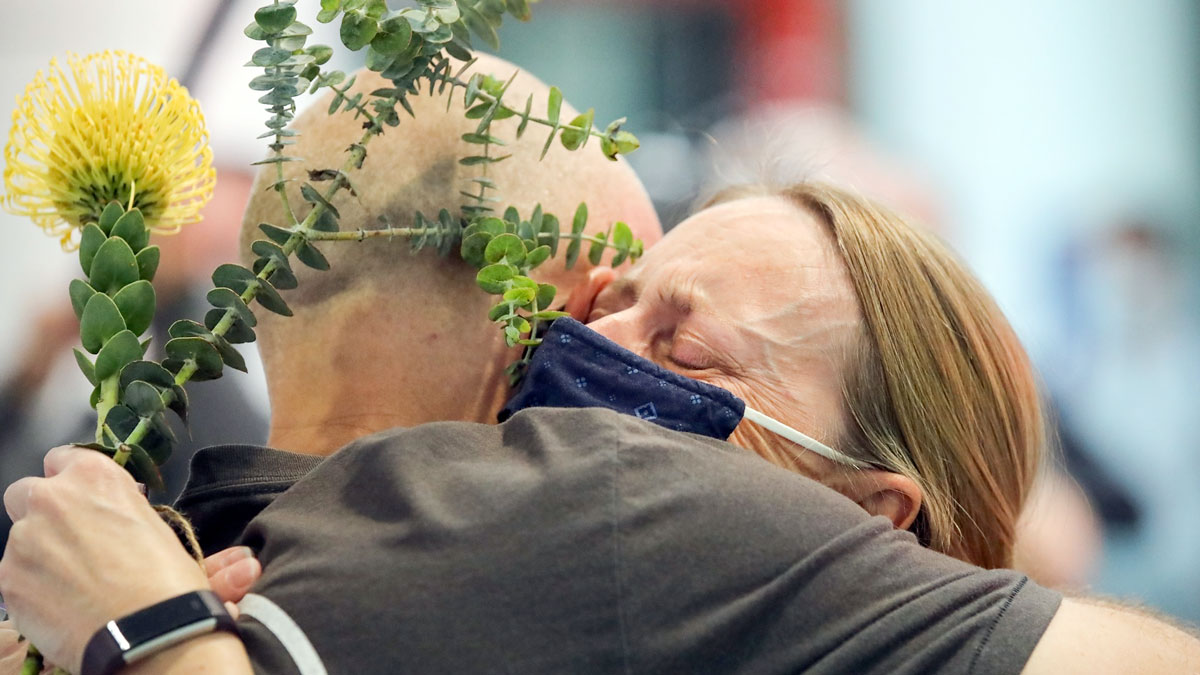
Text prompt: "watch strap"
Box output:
[[81, 590, 237, 675]]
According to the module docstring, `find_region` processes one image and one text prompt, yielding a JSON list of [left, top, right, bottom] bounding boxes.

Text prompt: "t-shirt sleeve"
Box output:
[[610, 413, 1063, 675]]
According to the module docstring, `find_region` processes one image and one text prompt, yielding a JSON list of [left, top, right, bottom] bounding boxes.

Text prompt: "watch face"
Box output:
[[116, 592, 222, 647]]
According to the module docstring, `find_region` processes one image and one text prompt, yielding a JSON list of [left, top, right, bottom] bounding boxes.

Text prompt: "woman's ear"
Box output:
[[835, 470, 923, 531], [563, 266, 617, 322]]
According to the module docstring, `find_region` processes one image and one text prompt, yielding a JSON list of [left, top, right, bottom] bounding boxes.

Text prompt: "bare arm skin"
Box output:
[[1023, 598, 1200, 674]]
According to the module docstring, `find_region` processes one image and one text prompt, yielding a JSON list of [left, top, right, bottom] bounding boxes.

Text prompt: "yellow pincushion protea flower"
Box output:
[[3, 51, 215, 249]]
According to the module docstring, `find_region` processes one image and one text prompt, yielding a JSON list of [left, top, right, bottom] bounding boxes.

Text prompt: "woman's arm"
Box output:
[[0, 446, 253, 674]]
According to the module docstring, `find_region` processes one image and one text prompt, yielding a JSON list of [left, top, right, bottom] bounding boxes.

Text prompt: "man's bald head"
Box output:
[[241, 53, 660, 309], [241, 55, 661, 452]]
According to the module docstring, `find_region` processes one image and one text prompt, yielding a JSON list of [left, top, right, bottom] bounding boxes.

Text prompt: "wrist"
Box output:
[[80, 590, 237, 675]]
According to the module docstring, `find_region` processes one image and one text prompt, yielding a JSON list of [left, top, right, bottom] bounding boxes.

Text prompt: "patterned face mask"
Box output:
[[500, 318, 869, 469]]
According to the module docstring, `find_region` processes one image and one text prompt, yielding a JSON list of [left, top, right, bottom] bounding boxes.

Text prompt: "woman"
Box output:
[[558, 182, 1043, 570]]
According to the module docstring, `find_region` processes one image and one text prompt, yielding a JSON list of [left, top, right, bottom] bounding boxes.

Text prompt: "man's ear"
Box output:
[[563, 267, 617, 322], [834, 470, 923, 531]]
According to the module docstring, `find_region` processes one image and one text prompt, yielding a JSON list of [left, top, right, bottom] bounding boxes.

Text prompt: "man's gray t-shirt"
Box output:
[[196, 407, 1059, 673]]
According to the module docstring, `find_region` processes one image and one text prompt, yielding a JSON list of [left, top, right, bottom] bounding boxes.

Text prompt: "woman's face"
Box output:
[[584, 196, 863, 480]]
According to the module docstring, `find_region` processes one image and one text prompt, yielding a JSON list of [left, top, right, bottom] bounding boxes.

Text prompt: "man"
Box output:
[[3, 57, 1200, 674]]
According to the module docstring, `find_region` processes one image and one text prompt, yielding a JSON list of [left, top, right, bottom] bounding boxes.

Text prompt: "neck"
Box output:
[[262, 293, 513, 456]]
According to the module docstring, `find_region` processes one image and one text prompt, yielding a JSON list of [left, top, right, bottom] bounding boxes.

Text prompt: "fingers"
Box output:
[[0, 620, 27, 674], [3, 478, 37, 522], [208, 556, 261, 605], [43, 445, 112, 479], [204, 546, 254, 576]]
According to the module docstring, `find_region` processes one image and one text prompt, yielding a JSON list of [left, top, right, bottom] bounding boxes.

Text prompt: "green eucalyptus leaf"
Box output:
[[136, 246, 160, 282], [80, 293, 126, 354], [79, 224, 106, 276], [253, 278, 293, 316], [340, 10, 378, 50], [112, 280, 156, 336], [317, 0, 342, 23], [540, 213, 560, 256], [69, 279, 97, 320], [205, 309, 257, 344], [168, 385, 189, 425], [462, 6, 499, 50], [476, 263, 515, 294], [588, 230, 608, 266], [105, 404, 139, 438], [300, 183, 340, 218], [251, 46, 292, 66], [125, 443, 166, 492], [503, 325, 520, 346], [484, 233, 526, 265], [610, 221, 634, 267], [530, 310, 569, 321], [88, 237, 139, 295], [460, 232, 492, 269], [212, 264, 258, 295], [73, 348, 97, 386], [488, 302, 513, 322], [546, 86, 562, 126], [259, 222, 295, 245], [119, 361, 176, 391], [110, 209, 148, 252], [525, 245, 551, 270], [506, 0, 532, 20], [207, 287, 258, 327], [296, 242, 330, 270], [255, 3, 297, 33], [307, 44, 335, 64], [98, 201, 124, 235], [372, 13, 412, 54], [502, 286, 535, 305], [95, 330, 142, 381], [164, 337, 224, 381], [168, 319, 212, 340], [613, 130, 640, 155], [535, 283, 557, 310], [564, 203, 588, 269], [211, 335, 248, 373], [124, 380, 165, 417], [254, 257, 299, 290]]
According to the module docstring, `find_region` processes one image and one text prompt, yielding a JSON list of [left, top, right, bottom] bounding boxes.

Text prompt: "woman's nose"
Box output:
[[587, 311, 648, 358]]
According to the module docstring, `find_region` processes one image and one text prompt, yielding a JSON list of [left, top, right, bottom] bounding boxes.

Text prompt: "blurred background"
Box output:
[[1, 0, 1198, 625]]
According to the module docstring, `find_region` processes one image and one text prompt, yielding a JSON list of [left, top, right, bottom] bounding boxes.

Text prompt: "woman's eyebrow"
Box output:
[[608, 276, 640, 301]]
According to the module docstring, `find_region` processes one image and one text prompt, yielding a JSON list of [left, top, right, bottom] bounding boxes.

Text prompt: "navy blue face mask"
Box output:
[[500, 318, 870, 468]]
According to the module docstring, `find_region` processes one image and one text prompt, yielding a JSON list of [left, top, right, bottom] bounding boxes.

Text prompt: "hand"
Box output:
[[205, 546, 262, 613], [0, 620, 27, 675], [0, 446, 209, 674]]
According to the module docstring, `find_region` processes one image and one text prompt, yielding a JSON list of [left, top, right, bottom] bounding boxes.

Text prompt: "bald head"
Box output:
[[242, 55, 661, 453], [242, 53, 660, 307]]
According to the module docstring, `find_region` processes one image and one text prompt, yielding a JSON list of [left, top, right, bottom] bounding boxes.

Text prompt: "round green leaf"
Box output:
[[460, 232, 492, 269], [502, 286, 535, 305], [73, 348, 96, 386], [164, 337, 224, 381], [525, 245, 551, 270], [207, 287, 258, 327], [98, 201, 125, 235], [476, 263, 515, 294], [205, 309, 257, 344], [79, 224, 106, 276], [484, 233, 526, 265], [69, 279, 97, 321], [95, 330, 143, 381], [588, 231, 608, 266], [119, 361, 176, 392], [136, 246, 160, 282], [252, 279, 293, 316], [80, 293, 126, 354], [212, 335, 248, 373], [89, 237, 139, 295], [307, 44, 334, 64], [535, 283, 557, 310], [212, 263, 258, 294], [110, 209, 148, 252], [340, 10, 378, 50], [373, 13, 412, 54], [168, 319, 212, 340], [112, 280, 156, 336], [125, 443, 166, 492], [251, 46, 292, 66], [296, 242, 330, 271], [124, 380, 165, 417], [255, 3, 297, 33]]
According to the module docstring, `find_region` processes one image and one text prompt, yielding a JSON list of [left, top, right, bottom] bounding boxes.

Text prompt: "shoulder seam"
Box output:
[[968, 575, 1029, 675]]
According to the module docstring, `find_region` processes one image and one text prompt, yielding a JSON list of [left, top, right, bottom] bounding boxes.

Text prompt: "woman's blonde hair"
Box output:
[[708, 183, 1045, 569]]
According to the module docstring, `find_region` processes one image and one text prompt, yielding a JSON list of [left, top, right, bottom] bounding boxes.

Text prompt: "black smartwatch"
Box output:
[[81, 590, 238, 675]]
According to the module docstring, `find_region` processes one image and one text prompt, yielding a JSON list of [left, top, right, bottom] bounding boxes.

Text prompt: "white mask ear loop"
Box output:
[[742, 406, 872, 470]]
